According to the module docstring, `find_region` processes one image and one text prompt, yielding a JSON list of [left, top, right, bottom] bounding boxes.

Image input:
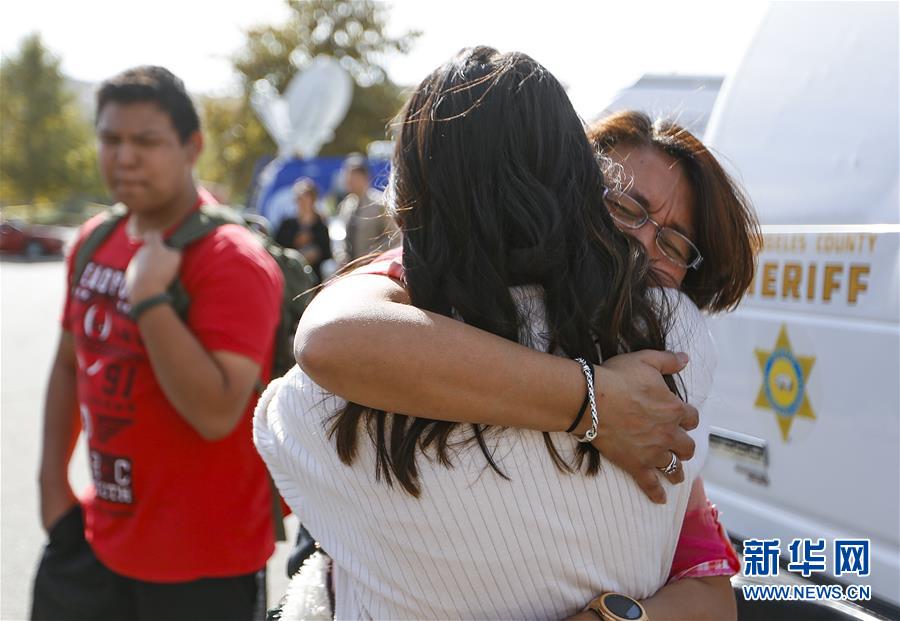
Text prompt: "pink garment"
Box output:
[[350, 247, 404, 282], [668, 501, 740, 582]]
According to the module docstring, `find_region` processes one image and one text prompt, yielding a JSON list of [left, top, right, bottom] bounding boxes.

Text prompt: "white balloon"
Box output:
[[251, 56, 353, 159], [251, 80, 292, 152]]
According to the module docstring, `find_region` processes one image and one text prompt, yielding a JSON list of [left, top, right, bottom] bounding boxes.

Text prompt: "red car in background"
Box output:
[[0, 220, 65, 257]]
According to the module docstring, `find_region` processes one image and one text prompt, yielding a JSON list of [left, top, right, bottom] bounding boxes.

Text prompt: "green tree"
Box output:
[[198, 0, 418, 203], [0, 34, 103, 210]]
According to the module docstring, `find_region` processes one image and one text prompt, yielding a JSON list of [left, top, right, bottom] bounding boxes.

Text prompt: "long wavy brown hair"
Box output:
[[589, 111, 761, 312], [329, 48, 671, 497]]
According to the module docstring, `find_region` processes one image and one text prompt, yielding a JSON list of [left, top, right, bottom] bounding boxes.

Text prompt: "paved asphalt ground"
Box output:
[[0, 257, 297, 620]]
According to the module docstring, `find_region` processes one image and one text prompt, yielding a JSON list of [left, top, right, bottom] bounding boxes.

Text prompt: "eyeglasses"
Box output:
[[602, 187, 703, 270]]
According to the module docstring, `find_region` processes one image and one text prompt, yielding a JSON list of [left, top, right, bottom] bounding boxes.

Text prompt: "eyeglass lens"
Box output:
[[604, 189, 700, 268]]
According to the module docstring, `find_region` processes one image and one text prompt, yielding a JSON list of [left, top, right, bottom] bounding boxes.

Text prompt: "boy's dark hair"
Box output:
[[96, 66, 200, 142]]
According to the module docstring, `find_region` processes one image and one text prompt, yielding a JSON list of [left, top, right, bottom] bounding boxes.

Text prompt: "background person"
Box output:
[[274, 177, 332, 282], [336, 154, 398, 263], [33, 66, 283, 621]]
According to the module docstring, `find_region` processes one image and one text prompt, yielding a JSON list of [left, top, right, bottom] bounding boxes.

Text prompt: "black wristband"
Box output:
[[565, 361, 594, 433], [128, 292, 173, 321], [566, 393, 590, 433]]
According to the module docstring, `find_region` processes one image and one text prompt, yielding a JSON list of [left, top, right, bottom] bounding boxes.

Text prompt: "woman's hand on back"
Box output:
[[587, 350, 700, 504]]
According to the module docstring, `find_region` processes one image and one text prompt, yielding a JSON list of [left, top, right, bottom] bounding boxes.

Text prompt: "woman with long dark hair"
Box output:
[[256, 47, 733, 619]]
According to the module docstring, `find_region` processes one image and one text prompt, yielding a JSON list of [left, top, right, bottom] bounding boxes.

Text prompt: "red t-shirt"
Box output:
[[62, 207, 284, 582]]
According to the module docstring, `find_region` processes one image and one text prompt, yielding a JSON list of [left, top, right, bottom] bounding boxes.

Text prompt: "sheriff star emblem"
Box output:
[[754, 325, 816, 441]]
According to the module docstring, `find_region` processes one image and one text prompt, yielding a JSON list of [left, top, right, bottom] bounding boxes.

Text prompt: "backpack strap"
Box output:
[[165, 204, 245, 250], [70, 204, 129, 292], [163, 204, 246, 317]]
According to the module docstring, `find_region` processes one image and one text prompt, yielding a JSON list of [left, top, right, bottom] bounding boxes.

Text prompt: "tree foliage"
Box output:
[[198, 0, 418, 202], [0, 34, 103, 206]]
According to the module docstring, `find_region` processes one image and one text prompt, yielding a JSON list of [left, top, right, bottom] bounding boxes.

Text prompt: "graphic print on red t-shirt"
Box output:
[[63, 209, 283, 582], [69, 254, 142, 506]]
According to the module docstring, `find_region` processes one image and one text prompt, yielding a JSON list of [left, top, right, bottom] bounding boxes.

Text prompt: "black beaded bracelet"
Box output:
[[128, 292, 173, 321]]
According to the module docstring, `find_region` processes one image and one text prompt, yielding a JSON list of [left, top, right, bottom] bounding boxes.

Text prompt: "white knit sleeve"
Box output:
[[650, 289, 716, 475], [652, 288, 717, 409]]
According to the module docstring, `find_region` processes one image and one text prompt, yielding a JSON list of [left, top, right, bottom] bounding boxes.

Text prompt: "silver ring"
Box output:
[[659, 451, 678, 475]]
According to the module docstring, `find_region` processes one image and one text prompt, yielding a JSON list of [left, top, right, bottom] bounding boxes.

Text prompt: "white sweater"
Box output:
[[254, 287, 715, 620]]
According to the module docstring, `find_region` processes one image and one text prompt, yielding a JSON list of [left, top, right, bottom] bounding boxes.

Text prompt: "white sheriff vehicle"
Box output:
[[687, 2, 899, 618]]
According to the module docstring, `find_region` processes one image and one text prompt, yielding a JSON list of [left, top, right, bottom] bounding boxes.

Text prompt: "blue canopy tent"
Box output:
[[249, 156, 390, 233]]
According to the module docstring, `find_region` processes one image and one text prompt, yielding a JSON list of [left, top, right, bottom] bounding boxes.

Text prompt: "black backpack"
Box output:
[[71, 203, 318, 381]]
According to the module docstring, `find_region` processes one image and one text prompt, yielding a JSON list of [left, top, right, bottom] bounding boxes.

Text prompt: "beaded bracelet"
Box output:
[[573, 357, 598, 443]]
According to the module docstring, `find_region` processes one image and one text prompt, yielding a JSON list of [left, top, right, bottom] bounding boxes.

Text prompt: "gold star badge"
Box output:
[[754, 325, 816, 441]]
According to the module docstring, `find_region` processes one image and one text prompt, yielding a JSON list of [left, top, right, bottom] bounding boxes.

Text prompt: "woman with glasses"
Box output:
[[258, 49, 757, 618], [591, 110, 756, 313]]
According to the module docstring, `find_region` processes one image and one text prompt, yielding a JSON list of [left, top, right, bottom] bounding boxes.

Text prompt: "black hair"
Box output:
[[330, 47, 672, 497], [96, 66, 200, 142]]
